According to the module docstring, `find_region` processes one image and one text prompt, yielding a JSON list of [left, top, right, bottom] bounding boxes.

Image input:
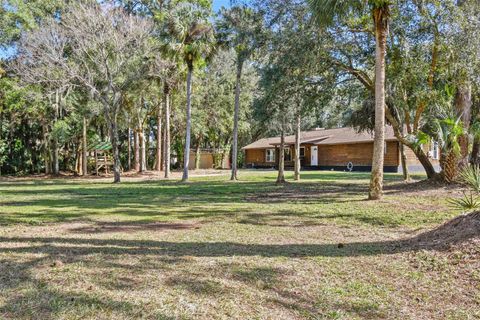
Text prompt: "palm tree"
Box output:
[[308, 0, 391, 200], [166, 2, 215, 182], [434, 117, 464, 183], [217, 6, 264, 181]]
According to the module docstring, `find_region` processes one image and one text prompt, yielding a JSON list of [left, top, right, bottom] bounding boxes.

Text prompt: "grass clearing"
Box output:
[[0, 170, 478, 319]]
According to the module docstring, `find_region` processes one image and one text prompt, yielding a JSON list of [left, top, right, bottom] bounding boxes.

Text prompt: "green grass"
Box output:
[[0, 171, 454, 228], [0, 170, 478, 319]]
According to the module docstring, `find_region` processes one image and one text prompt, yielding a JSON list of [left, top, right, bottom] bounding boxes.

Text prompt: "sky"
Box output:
[[212, 0, 232, 12]]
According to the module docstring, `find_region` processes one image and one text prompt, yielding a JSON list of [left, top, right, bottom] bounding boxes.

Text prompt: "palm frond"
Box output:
[[448, 191, 480, 213], [459, 165, 480, 193], [307, 0, 365, 26]]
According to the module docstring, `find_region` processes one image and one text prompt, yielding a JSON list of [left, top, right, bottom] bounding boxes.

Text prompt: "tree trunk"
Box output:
[[139, 129, 146, 172], [164, 86, 171, 178], [107, 114, 121, 183], [441, 150, 458, 183], [399, 126, 409, 181], [277, 130, 286, 184], [455, 81, 472, 168], [127, 127, 132, 171], [134, 130, 140, 172], [156, 104, 162, 172], [471, 136, 480, 166], [195, 143, 201, 170], [52, 91, 60, 175], [76, 146, 82, 176], [82, 116, 88, 176], [230, 58, 243, 181], [400, 142, 410, 182], [52, 139, 59, 175], [43, 124, 51, 174], [368, 8, 389, 200], [294, 112, 301, 181], [385, 108, 439, 179], [182, 65, 193, 182]]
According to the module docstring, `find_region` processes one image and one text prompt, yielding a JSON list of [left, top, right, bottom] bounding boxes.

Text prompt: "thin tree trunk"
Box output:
[[82, 116, 88, 176], [399, 126, 409, 181], [400, 143, 409, 182], [52, 140, 59, 175], [195, 143, 201, 170], [277, 129, 286, 184], [455, 81, 472, 168], [76, 148, 82, 176], [164, 86, 171, 178], [368, 8, 389, 200], [127, 127, 131, 171], [43, 124, 51, 174], [134, 130, 140, 172], [139, 129, 146, 172], [52, 91, 60, 175], [471, 137, 480, 166], [294, 112, 301, 181], [182, 65, 193, 182], [156, 103, 162, 172], [230, 58, 243, 181], [106, 113, 121, 183]]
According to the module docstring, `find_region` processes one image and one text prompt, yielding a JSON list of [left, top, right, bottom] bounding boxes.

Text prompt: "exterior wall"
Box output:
[[245, 146, 295, 168], [245, 141, 442, 173], [403, 144, 440, 166], [245, 149, 269, 167], [317, 141, 400, 167], [189, 152, 230, 170]]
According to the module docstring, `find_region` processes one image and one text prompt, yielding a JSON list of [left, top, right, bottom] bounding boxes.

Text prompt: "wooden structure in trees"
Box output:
[[88, 141, 114, 175]]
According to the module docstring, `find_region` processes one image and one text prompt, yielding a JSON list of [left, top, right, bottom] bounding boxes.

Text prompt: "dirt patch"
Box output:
[[245, 183, 366, 203], [405, 211, 480, 251], [69, 221, 200, 234], [0, 169, 230, 183], [384, 179, 465, 197]]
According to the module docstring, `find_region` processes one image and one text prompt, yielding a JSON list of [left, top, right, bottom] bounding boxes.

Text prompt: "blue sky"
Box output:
[[213, 0, 232, 12]]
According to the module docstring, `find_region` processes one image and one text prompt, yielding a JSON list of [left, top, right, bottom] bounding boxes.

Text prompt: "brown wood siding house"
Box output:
[[242, 127, 440, 173]]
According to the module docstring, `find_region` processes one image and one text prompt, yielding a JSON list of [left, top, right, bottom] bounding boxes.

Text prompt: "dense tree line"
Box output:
[[0, 0, 479, 199]]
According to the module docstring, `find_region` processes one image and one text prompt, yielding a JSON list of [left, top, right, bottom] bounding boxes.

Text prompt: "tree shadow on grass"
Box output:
[[69, 221, 201, 234], [0, 174, 453, 229], [1, 211, 478, 319], [1, 211, 478, 259], [0, 274, 175, 320]]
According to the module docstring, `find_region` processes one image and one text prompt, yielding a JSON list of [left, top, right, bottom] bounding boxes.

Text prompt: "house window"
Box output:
[[300, 147, 305, 157], [266, 149, 275, 162], [431, 142, 439, 160], [284, 148, 291, 161]]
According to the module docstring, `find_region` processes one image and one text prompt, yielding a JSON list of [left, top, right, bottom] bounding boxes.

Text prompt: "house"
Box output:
[[242, 127, 440, 173]]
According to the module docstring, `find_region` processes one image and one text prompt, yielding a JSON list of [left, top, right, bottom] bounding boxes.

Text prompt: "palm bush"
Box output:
[[459, 165, 480, 192], [450, 165, 480, 212]]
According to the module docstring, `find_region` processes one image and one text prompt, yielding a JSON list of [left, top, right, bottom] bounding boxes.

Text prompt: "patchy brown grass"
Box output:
[[0, 171, 478, 319]]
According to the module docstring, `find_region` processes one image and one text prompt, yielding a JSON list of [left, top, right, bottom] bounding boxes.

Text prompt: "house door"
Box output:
[[311, 146, 318, 166]]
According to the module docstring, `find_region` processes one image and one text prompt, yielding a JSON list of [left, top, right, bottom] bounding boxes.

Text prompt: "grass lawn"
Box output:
[[0, 170, 478, 319]]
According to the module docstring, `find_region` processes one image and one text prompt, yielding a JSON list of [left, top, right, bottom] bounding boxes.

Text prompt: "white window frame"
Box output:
[[266, 149, 275, 162], [432, 142, 439, 160]]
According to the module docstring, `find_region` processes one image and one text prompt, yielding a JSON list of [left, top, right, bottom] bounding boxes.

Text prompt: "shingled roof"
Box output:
[[242, 127, 397, 150]]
